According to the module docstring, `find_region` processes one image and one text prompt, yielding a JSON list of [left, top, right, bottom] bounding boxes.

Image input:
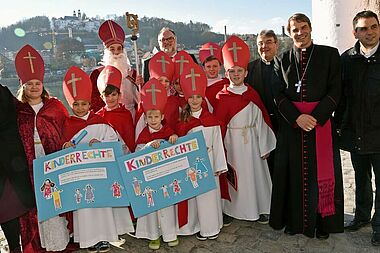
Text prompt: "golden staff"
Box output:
[[125, 12, 140, 76]]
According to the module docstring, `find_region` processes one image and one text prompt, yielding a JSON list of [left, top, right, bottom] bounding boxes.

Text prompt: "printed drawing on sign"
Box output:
[[194, 156, 209, 178], [185, 167, 202, 188], [33, 142, 128, 222], [117, 131, 216, 218], [40, 179, 55, 199], [52, 187, 63, 210], [160, 184, 170, 198], [132, 177, 142, 196], [170, 179, 182, 195], [74, 188, 83, 204], [84, 184, 95, 203], [111, 181, 124, 198], [142, 186, 157, 207]]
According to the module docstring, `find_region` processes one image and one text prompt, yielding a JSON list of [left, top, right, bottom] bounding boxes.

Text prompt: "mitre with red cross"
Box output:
[[15, 44, 45, 84], [180, 62, 207, 100], [222, 35, 250, 70], [98, 20, 125, 48], [63, 66, 92, 107], [97, 65, 122, 93], [199, 42, 223, 65], [149, 51, 175, 82], [141, 78, 167, 113], [172, 50, 195, 82]]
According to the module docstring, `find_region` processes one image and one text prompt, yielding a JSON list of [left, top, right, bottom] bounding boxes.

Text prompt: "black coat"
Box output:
[[269, 44, 344, 237], [335, 40, 380, 154], [0, 85, 34, 222]]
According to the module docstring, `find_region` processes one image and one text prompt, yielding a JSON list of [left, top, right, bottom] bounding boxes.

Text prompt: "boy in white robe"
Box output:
[[215, 36, 276, 222]]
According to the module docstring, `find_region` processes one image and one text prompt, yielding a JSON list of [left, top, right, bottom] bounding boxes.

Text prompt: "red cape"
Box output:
[[205, 78, 229, 110], [136, 124, 175, 145], [215, 84, 272, 137], [16, 98, 78, 253], [62, 111, 108, 142], [96, 105, 135, 152]]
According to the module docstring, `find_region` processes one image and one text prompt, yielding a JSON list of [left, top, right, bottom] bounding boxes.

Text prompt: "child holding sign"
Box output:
[[62, 66, 127, 253], [135, 78, 179, 250], [176, 63, 228, 240]]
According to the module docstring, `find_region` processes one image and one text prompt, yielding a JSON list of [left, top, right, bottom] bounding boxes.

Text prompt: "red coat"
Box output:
[[136, 124, 175, 145], [16, 97, 78, 253], [205, 78, 229, 110], [96, 104, 135, 152]]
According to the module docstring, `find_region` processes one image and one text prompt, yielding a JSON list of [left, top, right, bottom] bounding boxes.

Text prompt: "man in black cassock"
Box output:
[[0, 84, 35, 252], [245, 29, 279, 179], [269, 13, 344, 239]]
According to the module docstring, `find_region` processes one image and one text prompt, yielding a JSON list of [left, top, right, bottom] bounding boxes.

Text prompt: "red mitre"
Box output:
[[97, 65, 122, 93], [141, 78, 167, 113], [180, 63, 207, 100], [222, 35, 250, 70], [63, 66, 92, 107], [149, 51, 175, 82], [98, 20, 125, 47], [15, 44, 45, 84], [199, 42, 223, 65], [172, 50, 195, 82]]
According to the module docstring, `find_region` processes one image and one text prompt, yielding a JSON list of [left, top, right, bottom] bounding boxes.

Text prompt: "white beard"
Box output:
[[100, 49, 131, 77], [100, 49, 137, 117]]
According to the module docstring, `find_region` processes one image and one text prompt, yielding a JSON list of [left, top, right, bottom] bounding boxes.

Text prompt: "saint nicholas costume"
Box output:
[[215, 36, 276, 221]]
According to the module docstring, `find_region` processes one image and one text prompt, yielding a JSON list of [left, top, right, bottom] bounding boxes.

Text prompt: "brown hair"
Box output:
[[180, 103, 192, 123], [353, 10, 379, 30], [102, 85, 121, 96], [287, 13, 312, 34], [258, 29, 278, 42], [203, 55, 221, 66]]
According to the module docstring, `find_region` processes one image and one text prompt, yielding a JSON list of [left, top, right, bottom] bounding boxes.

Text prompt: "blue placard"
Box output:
[[33, 142, 129, 222], [117, 131, 216, 218]]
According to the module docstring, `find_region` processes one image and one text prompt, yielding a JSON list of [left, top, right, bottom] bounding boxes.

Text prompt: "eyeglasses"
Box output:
[[159, 36, 175, 43], [257, 40, 276, 47]]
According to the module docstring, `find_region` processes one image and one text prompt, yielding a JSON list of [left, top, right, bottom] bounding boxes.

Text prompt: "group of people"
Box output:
[[0, 9, 380, 253]]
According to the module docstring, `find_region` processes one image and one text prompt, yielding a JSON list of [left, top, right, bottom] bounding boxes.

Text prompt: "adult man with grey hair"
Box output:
[[142, 27, 197, 82]]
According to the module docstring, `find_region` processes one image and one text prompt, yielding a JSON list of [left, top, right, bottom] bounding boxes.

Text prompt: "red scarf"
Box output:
[[293, 101, 335, 217]]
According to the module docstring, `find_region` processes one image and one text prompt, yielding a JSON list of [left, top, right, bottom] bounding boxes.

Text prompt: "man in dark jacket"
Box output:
[[245, 29, 279, 179], [335, 10, 380, 246], [0, 84, 35, 252]]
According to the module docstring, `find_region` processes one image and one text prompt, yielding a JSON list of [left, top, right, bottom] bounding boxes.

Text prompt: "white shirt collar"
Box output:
[[227, 83, 247, 95], [149, 125, 162, 133], [360, 41, 379, 58], [191, 108, 202, 118]]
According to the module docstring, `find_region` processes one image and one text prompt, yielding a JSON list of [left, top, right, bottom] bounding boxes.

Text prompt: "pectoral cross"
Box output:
[[295, 81, 302, 93]]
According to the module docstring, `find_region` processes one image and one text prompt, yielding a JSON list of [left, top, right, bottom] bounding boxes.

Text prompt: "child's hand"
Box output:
[[168, 134, 178, 144], [150, 140, 160, 149], [89, 138, 100, 146], [261, 153, 270, 160], [63, 141, 75, 149]]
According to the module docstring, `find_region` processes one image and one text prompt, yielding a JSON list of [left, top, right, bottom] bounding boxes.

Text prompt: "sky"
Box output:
[[2, 0, 311, 34]]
